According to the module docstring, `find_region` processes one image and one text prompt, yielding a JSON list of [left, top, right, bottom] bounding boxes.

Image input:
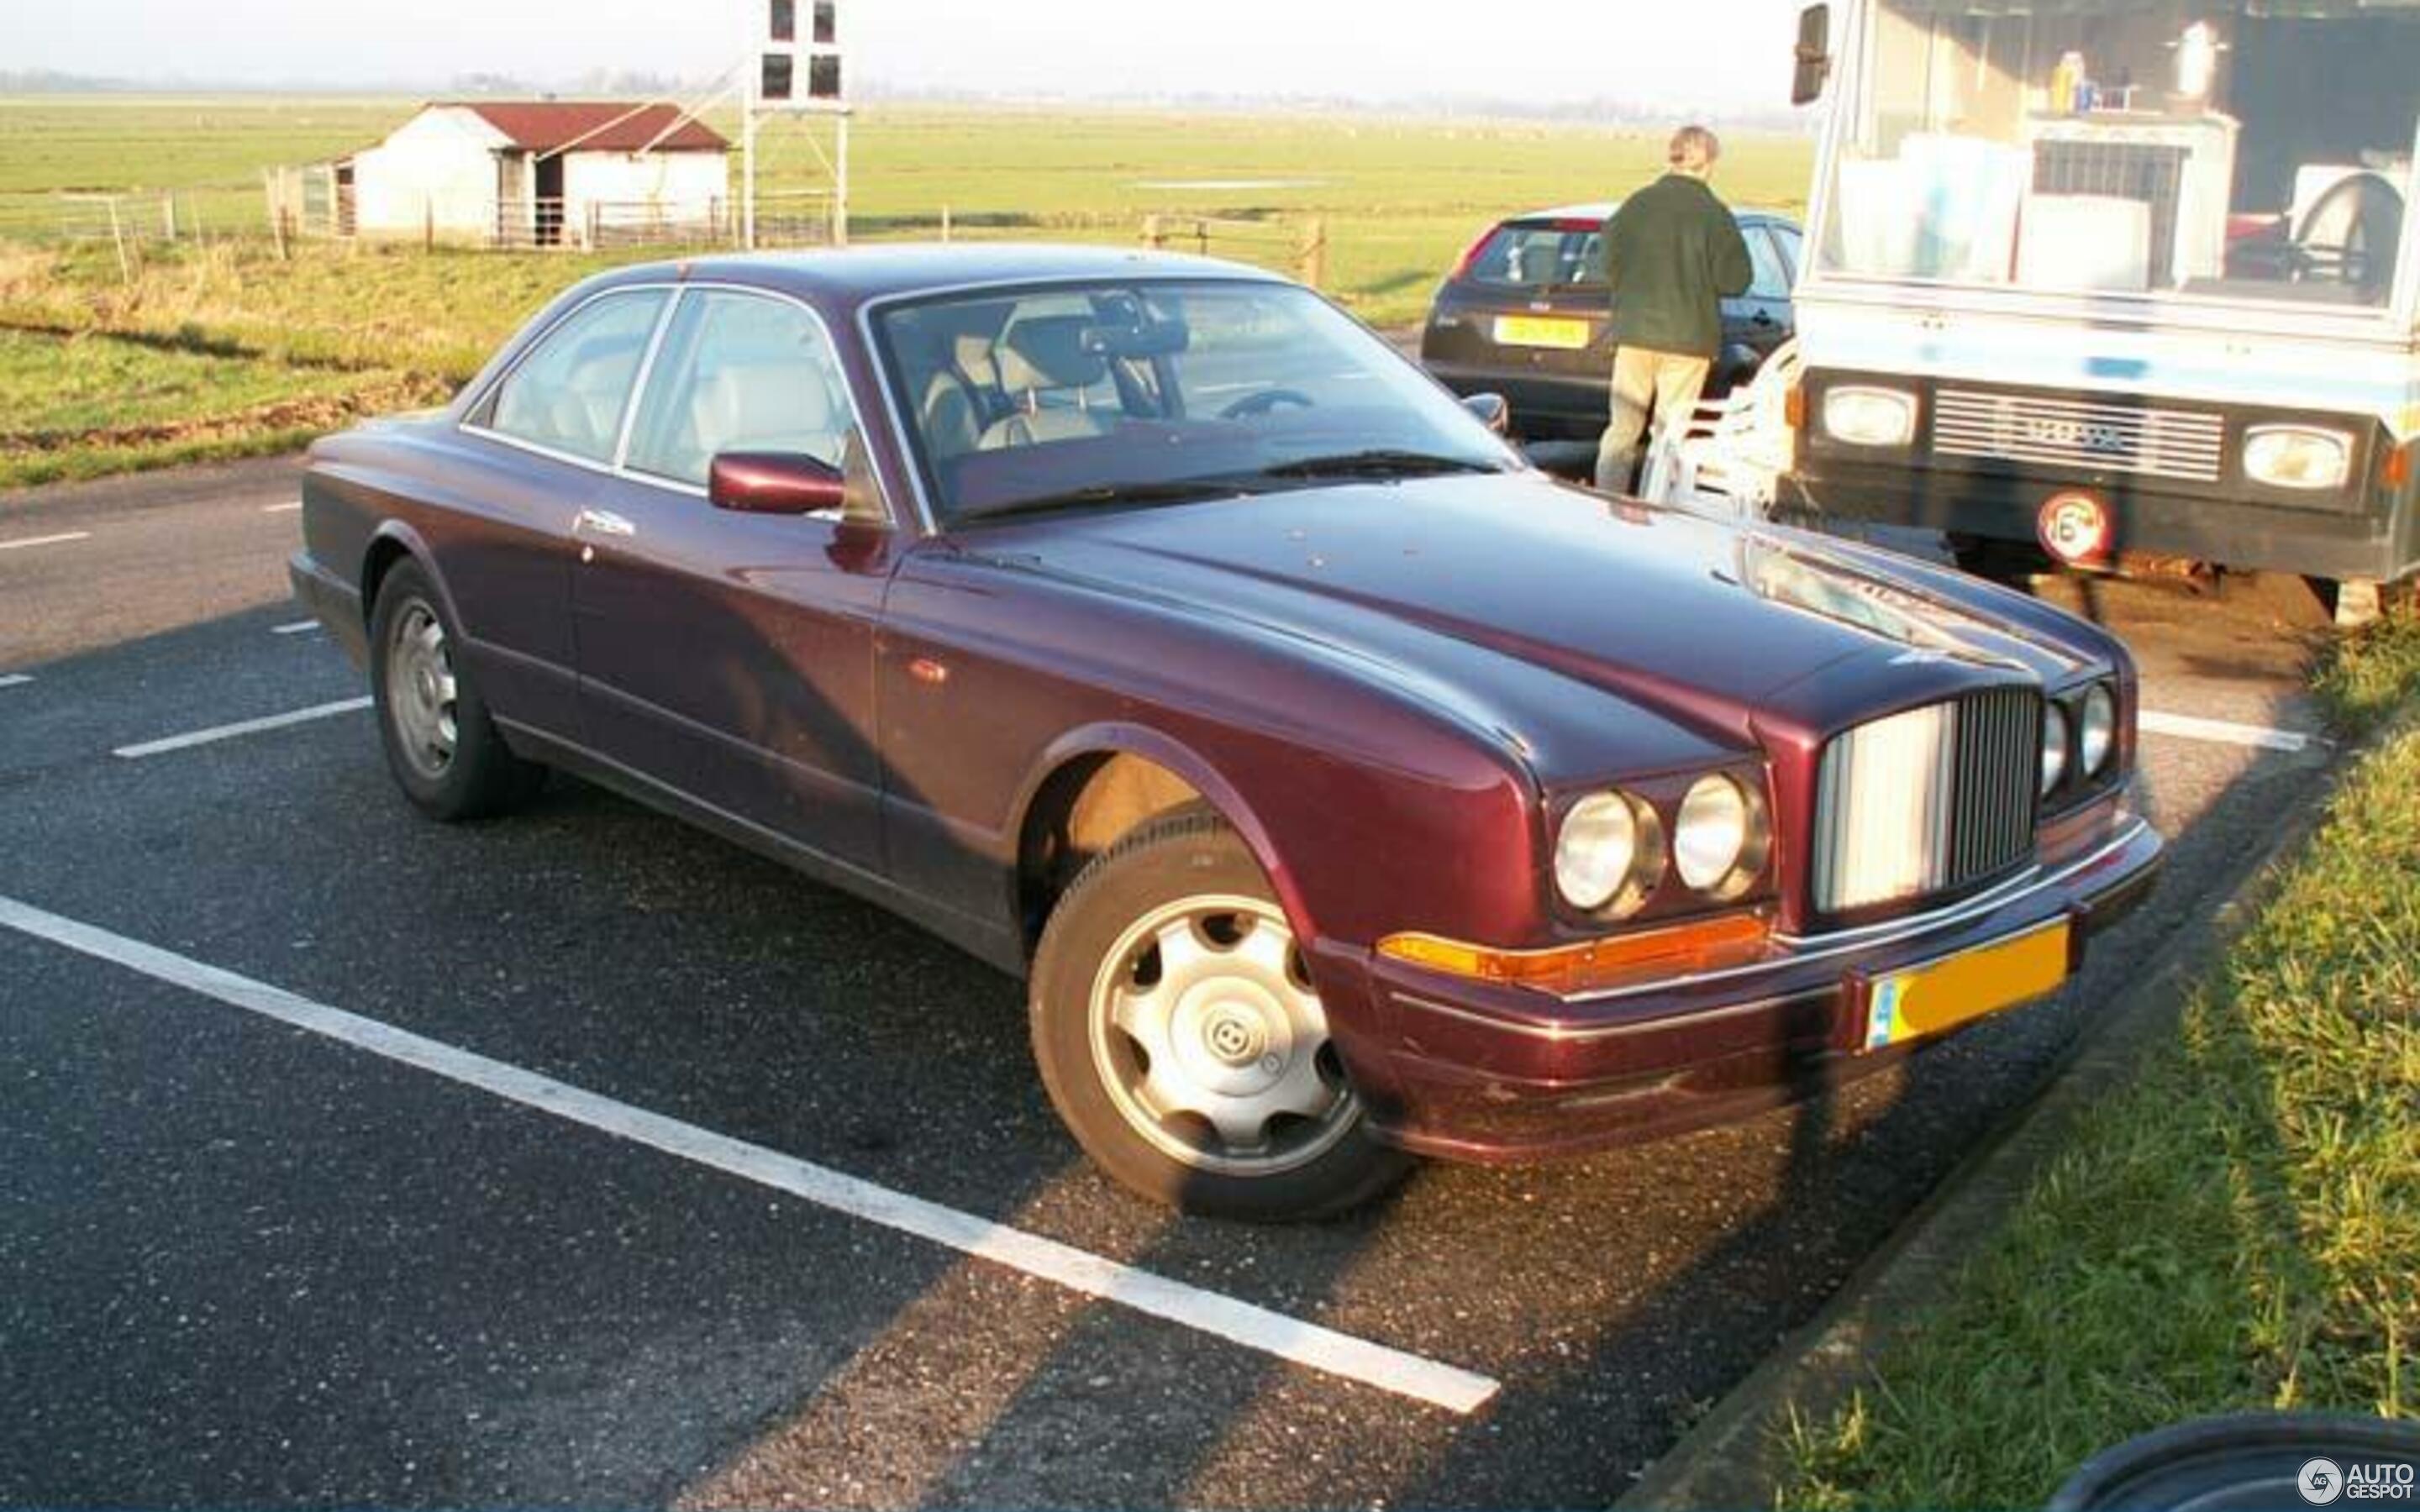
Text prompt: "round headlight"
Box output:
[[2079, 685, 2117, 777], [2041, 702, 2071, 796], [1555, 794, 1642, 912], [1674, 775, 1754, 893]]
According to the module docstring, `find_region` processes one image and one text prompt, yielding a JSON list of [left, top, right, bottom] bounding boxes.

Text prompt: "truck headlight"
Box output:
[[1823, 386, 1918, 449], [1555, 792, 1660, 914], [1673, 774, 1767, 896], [2244, 426, 2353, 491], [2079, 684, 2118, 778], [2041, 703, 2071, 796]]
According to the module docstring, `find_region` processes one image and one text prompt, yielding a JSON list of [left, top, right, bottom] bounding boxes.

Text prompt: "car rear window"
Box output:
[[1462, 222, 1604, 289]]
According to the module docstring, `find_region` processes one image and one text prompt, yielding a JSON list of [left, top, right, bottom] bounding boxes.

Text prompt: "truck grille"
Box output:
[[1812, 688, 2042, 915], [1932, 390, 2227, 483]]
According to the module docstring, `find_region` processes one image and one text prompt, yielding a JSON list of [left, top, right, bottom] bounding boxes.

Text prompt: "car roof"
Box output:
[[591, 243, 1287, 307], [1509, 202, 1786, 226]]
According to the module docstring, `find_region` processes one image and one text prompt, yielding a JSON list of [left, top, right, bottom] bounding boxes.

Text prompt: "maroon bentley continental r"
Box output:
[[292, 245, 2163, 1221]]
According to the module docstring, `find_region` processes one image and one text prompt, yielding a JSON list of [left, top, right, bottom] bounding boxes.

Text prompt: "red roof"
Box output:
[[449, 101, 729, 153]]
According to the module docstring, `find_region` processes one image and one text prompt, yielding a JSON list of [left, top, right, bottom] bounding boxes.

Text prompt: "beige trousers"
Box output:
[[1594, 347, 1712, 493]]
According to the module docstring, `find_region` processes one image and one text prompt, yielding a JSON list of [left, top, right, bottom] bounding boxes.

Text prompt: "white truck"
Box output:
[[1785, 0, 2420, 612]]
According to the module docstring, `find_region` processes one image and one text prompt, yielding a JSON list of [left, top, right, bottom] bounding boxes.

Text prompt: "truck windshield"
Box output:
[[1813, 1, 2420, 312]]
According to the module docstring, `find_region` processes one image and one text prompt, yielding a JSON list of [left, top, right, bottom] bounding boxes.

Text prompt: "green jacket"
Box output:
[[1602, 174, 1754, 360]]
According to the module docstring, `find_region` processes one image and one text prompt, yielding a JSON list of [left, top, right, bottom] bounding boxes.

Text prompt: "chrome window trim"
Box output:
[[457, 277, 901, 530], [612, 286, 686, 470], [1556, 817, 2151, 1005]]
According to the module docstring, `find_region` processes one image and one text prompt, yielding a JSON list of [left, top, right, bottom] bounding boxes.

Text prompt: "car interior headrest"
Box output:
[[997, 316, 1108, 394]]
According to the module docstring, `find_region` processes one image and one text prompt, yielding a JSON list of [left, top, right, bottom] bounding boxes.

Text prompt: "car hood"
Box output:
[[970, 473, 2109, 774]]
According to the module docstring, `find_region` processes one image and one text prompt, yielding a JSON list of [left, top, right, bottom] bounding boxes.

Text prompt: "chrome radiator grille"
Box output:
[[1932, 390, 2227, 484], [1812, 689, 2042, 914]]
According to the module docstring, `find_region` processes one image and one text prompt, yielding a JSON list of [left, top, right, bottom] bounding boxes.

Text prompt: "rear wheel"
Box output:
[[1030, 813, 1412, 1221], [367, 559, 544, 821]]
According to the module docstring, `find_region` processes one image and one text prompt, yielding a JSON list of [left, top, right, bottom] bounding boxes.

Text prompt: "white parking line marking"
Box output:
[[0, 531, 92, 552], [0, 895, 1500, 1415], [0, 675, 30, 689], [112, 697, 372, 759], [260, 501, 302, 514], [271, 620, 324, 636], [2139, 710, 2323, 755]]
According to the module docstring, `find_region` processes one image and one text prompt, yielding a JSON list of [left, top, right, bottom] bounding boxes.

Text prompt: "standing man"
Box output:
[[1594, 125, 1755, 493]]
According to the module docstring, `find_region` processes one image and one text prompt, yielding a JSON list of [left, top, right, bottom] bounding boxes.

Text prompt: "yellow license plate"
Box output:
[[1860, 920, 2071, 1051], [1492, 315, 1591, 350]]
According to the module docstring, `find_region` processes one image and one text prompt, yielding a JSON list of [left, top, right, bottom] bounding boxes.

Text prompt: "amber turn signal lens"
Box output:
[[1378, 912, 1772, 996]]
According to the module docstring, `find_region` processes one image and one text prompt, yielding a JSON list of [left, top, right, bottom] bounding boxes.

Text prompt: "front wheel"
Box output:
[[367, 559, 544, 822], [1029, 812, 1413, 1221]]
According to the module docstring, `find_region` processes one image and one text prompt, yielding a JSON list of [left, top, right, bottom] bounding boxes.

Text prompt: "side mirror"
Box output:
[[709, 451, 848, 517], [1462, 391, 1512, 436], [1792, 3, 1833, 107]]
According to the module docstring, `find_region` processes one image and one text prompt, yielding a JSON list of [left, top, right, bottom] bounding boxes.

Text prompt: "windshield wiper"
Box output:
[[955, 477, 1262, 523], [1255, 449, 1508, 481]]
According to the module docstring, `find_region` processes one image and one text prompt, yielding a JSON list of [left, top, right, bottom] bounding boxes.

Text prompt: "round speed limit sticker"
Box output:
[[2038, 491, 2113, 566]]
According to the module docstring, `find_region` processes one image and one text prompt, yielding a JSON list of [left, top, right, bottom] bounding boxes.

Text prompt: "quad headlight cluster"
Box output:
[[1554, 774, 1770, 916], [2042, 682, 2122, 799]]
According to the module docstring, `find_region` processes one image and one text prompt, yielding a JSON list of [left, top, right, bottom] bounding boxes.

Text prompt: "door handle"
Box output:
[[575, 508, 636, 538]]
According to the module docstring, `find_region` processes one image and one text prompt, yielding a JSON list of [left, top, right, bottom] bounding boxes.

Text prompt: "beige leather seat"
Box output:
[[978, 316, 1116, 451], [656, 359, 842, 485], [919, 331, 1002, 461]]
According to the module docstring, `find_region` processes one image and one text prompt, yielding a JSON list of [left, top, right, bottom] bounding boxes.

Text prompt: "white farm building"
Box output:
[[337, 102, 731, 249]]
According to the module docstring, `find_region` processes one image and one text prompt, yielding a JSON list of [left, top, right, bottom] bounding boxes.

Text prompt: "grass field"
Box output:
[[1777, 614, 2420, 1509], [0, 95, 1813, 489]]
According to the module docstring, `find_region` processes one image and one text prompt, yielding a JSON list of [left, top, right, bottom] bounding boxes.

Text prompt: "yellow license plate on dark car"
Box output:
[[1492, 315, 1591, 350], [1860, 920, 2071, 1052]]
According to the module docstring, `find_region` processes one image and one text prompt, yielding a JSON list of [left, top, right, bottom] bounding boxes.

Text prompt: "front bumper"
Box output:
[[1323, 813, 2165, 1163], [288, 552, 369, 670]]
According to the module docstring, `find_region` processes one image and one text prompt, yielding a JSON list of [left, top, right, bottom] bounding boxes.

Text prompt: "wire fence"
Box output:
[[0, 182, 1334, 293], [1142, 213, 1330, 287]]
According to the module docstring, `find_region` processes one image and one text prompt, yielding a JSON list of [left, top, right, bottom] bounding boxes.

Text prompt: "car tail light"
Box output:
[[1449, 224, 1499, 281]]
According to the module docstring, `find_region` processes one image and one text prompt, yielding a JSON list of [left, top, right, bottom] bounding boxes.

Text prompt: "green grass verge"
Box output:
[[1778, 615, 2420, 1510]]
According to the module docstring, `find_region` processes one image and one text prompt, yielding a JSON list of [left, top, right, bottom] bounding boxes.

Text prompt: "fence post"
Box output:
[[424, 196, 435, 254], [162, 193, 177, 242], [1302, 216, 1328, 290], [940, 204, 952, 243], [1143, 213, 1164, 250], [107, 198, 132, 285], [1195, 219, 1209, 256]]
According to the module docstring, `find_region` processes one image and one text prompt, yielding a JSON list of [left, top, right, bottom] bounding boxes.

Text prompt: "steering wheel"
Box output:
[[1219, 388, 1317, 421], [2291, 172, 2404, 298]]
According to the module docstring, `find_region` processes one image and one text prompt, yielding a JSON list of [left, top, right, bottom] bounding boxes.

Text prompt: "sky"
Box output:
[[3, 0, 1812, 110]]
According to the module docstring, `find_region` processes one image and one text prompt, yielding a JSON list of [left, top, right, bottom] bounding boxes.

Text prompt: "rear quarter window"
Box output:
[[480, 289, 670, 464]]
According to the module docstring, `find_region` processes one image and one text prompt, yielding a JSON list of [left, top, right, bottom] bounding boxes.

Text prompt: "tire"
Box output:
[[366, 559, 544, 822], [1029, 812, 1413, 1221]]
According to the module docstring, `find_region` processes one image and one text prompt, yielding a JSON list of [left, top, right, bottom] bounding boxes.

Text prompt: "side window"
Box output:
[[1745, 227, 1793, 300], [625, 290, 856, 489], [484, 290, 669, 463]]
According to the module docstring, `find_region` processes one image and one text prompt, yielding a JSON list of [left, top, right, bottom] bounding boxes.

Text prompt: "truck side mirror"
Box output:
[[1792, 3, 1833, 106]]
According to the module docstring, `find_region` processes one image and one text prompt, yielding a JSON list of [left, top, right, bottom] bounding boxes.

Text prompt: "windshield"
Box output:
[[875, 280, 1518, 525], [1814, 0, 2420, 311]]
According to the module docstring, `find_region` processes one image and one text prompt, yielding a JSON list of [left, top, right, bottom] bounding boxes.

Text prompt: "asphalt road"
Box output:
[[0, 457, 2341, 1507]]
